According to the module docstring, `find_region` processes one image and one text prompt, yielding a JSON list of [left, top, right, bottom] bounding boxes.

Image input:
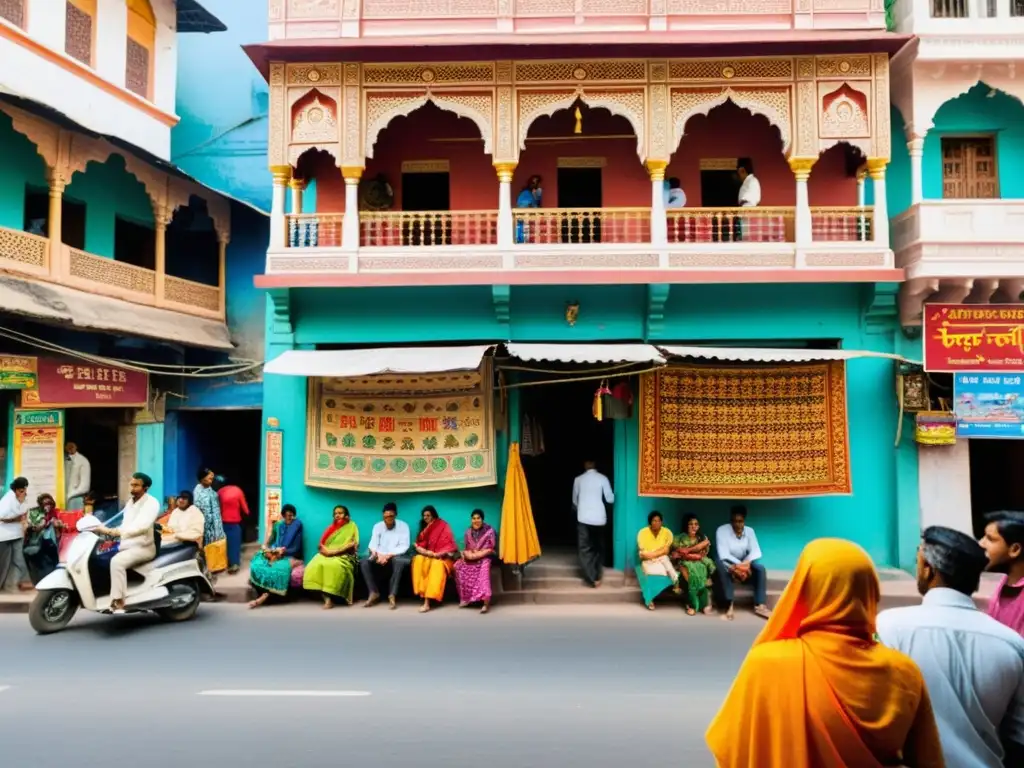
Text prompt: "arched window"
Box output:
[[0, 0, 26, 29], [65, 0, 97, 67], [125, 0, 156, 100]]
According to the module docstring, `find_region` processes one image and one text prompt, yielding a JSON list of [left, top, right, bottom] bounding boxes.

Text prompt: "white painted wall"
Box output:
[[0, 0, 179, 159], [918, 441, 974, 535]]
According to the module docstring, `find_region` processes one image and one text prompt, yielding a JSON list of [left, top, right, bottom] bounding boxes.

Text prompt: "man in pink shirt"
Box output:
[[981, 510, 1024, 636], [216, 476, 250, 575]]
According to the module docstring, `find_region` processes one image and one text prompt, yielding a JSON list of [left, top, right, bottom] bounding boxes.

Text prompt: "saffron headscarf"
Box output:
[[706, 539, 945, 768]]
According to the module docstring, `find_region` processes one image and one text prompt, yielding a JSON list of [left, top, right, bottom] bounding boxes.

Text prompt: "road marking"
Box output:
[[198, 689, 371, 698]]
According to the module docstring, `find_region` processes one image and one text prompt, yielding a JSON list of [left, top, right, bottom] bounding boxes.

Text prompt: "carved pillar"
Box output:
[[788, 157, 816, 246], [269, 165, 291, 250], [856, 167, 866, 207], [288, 177, 306, 215], [867, 158, 889, 248], [907, 135, 925, 205], [47, 168, 67, 278], [646, 160, 668, 247], [154, 205, 170, 302], [495, 162, 516, 251], [217, 233, 229, 319], [341, 166, 363, 256]]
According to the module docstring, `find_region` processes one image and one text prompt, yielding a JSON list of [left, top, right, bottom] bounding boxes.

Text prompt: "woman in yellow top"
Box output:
[[636, 511, 682, 610], [706, 538, 944, 768]]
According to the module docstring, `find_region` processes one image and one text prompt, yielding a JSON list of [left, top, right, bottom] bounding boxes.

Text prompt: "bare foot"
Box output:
[[364, 593, 380, 608], [686, 607, 696, 616], [419, 601, 431, 613], [248, 594, 269, 610], [388, 596, 397, 610], [593, 580, 602, 589], [647, 603, 656, 611], [721, 604, 735, 622], [702, 605, 714, 616], [480, 603, 489, 614], [322, 598, 334, 610]]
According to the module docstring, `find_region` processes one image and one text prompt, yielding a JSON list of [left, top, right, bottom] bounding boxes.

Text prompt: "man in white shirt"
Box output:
[[714, 506, 770, 620], [665, 177, 686, 209], [736, 157, 761, 241], [0, 477, 32, 592], [877, 526, 1024, 768], [96, 471, 160, 612], [64, 442, 91, 501], [572, 460, 614, 587], [360, 501, 411, 609]]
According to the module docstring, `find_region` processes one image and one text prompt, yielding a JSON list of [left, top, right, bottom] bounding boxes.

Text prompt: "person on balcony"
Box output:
[[515, 175, 542, 243], [65, 442, 91, 502], [736, 158, 760, 241], [665, 177, 686, 209]]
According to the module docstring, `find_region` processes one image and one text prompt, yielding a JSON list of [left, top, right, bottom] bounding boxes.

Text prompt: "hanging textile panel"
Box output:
[[305, 363, 496, 493], [638, 363, 851, 498]]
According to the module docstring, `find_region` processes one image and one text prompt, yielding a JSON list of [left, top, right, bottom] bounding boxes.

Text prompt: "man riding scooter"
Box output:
[[95, 472, 160, 613]]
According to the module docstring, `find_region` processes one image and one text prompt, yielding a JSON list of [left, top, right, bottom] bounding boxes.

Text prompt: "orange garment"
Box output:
[[706, 539, 944, 768]]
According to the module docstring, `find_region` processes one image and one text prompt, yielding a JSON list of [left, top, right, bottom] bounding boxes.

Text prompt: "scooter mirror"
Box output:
[[76, 514, 102, 532]]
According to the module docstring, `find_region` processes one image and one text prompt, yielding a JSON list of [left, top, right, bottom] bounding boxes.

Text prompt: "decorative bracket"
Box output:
[[645, 284, 671, 340], [267, 288, 294, 345], [862, 282, 899, 336], [491, 284, 511, 326]]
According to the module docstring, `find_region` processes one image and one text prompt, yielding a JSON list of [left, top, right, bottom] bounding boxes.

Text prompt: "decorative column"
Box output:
[[154, 204, 169, 303], [341, 167, 363, 255], [856, 167, 868, 242], [788, 157, 816, 245], [46, 168, 67, 278], [907, 135, 925, 205], [269, 165, 291, 249], [867, 158, 889, 248], [495, 162, 516, 250], [645, 160, 668, 247], [217, 232, 229, 319], [856, 167, 866, 207], [288, 177, 305, 215]]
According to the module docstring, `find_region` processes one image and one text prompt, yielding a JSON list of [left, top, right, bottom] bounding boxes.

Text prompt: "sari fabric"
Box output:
[[670, 532, 716, 611], [706, 539, 945, 768], [249, 519, 304, 596], [303, 521, 359, 602], [24, 507, 59, 583], [56, 510, 84, 562], [413, 518, 458, 601], [194, 484, 227, 573], [454, 523, 496, 604]]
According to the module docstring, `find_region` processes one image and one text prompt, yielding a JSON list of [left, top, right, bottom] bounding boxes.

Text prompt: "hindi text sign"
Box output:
[[0, 356, 37, 389], [21, 358, 149, 407], [13, 409, 65, 507], [924, 304, 1024, 372], [953, 373, 1024, 439]]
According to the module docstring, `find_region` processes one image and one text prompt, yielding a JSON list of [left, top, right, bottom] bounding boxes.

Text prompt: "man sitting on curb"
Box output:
[[713, 506, 770, 621]]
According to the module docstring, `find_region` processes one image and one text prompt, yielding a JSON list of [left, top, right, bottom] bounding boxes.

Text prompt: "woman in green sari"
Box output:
[[303, 505, 359, 609], [670, 513, 716, 616]]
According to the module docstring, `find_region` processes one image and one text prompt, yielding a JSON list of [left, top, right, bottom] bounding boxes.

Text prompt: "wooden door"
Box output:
[[942, 137, 998, 199]]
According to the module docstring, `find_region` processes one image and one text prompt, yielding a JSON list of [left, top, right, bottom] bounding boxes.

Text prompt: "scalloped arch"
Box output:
[[672, 87, 791, 155], [517, 89, 646, 160], [365, 92, 493, 159]]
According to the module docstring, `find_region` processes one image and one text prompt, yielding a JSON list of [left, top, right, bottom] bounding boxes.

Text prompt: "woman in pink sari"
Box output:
[[454, 509, 497, 614]]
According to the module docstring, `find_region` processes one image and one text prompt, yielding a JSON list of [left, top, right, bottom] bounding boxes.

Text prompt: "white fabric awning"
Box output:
[[658, 346, 906, 363], [264, 345, 494, 377], [505, 343, 665, 365]]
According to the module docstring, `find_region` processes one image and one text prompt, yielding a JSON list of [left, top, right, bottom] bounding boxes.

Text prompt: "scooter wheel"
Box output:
[[156, 580, 200, 623], [29, 589, 79, 635]]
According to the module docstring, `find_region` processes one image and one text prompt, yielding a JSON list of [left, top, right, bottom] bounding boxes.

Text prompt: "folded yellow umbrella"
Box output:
[[499, 442, 542, 566]]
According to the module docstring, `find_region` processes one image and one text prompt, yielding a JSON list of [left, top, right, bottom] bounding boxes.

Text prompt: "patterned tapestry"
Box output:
[[305, 365, 496, 493], [638, 363, 851, 498]]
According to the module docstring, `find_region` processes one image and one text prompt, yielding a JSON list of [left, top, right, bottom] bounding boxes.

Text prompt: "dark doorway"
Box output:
[[23, 186, 86, 248], [700, 169, 740, 242], [969, 439, 1024, 536], [64, 408, 121, 505], [114, 216, 156, 269], [520, 377, 615, 562], [401, 171, 451, 245], [556, 167, 602, 243]]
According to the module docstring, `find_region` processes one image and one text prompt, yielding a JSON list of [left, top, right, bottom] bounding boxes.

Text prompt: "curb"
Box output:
[[0, 586, 253, 614]]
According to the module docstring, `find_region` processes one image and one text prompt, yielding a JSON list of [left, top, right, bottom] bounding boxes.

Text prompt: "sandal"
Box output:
[[647, 603, 656, 611]]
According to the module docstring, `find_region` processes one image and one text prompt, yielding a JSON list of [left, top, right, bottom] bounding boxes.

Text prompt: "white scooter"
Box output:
[[29, 514, 214, 634]]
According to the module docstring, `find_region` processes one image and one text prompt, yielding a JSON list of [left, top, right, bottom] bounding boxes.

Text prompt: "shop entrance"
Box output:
[[519, 378, 615, 562], [64, 408, 122, 505], [969, 439, 1024, 536]]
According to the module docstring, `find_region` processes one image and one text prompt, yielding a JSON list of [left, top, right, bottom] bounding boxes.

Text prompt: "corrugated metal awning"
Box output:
[[505, 343, 665, 364], [658, 346, 907, 363], [265, 345, 494, 377]]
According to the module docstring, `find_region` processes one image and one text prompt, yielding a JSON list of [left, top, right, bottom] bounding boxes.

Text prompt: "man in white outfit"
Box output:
[[572, 459, 614, 588], [736, 157, 761, 241], [96, 472, 160, 612], [0, 477, 32, 592], [65, 442, 91, 501]]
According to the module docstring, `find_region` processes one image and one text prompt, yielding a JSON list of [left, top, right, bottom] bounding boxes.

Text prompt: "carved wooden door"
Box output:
[[942, 137, 998, 199]]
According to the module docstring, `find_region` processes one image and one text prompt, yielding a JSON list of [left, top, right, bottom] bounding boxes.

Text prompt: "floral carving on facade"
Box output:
[[287, 0, 340, 18], [671, 87, 792, 155], [517, 89, 646, 160], [291, 89, 340, 144], [364, 91, 494, 158], [819, 82, 870, 139]]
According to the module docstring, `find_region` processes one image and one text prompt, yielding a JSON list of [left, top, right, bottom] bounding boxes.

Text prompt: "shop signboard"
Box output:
[[0, 356, 37, 389], [953, 373, 1024, 439], [924, 304, 1024, 372], [21, 358, 148, 408], [13, 408, 65, 507]]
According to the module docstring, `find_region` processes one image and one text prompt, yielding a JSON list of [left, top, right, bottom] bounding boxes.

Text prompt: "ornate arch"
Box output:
[[517, 88, 646, 160], [288, 142, 341, 167], [0, 104, 60, 169], [671, 86, 792, 155], [166, 178, 230, 241], [364, 91, 494, 159]]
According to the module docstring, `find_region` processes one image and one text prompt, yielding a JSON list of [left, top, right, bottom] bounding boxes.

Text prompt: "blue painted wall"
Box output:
[[0, 112, 48, 231], [264, 283, 912, 571]]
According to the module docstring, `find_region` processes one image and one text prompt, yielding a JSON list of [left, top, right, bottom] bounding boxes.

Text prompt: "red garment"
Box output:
[[217, 485, 250, 524], [56, 509, 84, 562], [416, 518, 458, 554], [319, 521, 345, 546]]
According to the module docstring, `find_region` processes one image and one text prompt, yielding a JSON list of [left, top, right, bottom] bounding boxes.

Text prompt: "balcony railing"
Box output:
[[360, 211, 499, 247], [289, 213, 343, 248], [515, 208, 650, 245], [667, 208, 793, 244], [811, 208, 874, 242]]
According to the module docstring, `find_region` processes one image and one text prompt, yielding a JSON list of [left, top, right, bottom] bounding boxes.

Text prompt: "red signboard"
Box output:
[[21, 358, 149, 408], [923, 303, 1024, 372]]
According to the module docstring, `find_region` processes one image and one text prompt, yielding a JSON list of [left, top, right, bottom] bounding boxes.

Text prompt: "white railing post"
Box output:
[[269, 165, 291, 250], [867, 158, 889, 247], [341, 167, 363, 261], [646, 160, 668, 247], [495, 162, 516, 253]]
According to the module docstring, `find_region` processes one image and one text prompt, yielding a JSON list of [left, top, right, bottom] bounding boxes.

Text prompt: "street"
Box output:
[[0, 603, 761, 767]]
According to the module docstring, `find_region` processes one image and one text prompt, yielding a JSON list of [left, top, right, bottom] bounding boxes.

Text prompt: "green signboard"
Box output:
[[0, 356, 37, 390], [14, 409, 64, 428]]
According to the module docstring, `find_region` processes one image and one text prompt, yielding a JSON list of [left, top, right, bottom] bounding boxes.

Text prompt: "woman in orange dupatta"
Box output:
[[706, 539, 944, 768], [412, 505, 458, 613]]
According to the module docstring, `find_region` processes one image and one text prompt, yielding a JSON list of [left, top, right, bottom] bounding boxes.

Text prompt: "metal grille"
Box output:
[[125, 37, 150, 98], [64, 2, 93, 65], [931, 0, 968, 16]]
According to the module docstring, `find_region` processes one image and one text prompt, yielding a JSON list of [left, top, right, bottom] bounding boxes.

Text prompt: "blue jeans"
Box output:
[[224, 523, 242, 568], [713, 559, 767, 605]]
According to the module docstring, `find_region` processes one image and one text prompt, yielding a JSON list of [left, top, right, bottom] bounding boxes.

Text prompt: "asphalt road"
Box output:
[[0, 603, 761, 768]]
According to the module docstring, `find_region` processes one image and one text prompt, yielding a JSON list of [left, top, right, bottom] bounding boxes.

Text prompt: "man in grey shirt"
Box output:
[[877, 526, 1024, 768]]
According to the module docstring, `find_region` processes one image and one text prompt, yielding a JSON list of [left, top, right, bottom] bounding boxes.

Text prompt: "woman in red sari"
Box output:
[[55, 494, 88, 563], [412, 505, 459, 613]]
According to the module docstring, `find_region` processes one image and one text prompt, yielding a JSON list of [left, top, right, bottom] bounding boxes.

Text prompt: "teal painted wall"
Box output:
[[64, 154, 154, 258], [135, 423, 165, 501], [264, 283, 913, 572], [0, 112, 48, 231]]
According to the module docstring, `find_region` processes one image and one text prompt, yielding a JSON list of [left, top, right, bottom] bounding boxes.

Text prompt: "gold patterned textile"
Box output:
[[639, 363, 851, 498]]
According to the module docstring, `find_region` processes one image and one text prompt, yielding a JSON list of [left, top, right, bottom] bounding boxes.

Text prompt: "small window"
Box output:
[[125, 0, 156, 99], [114, 217, 155, 270], [65, 0, 96, 67], [23, 186, 87, 249], [0, 0, 26, 29], [941, 137, 999, 199]]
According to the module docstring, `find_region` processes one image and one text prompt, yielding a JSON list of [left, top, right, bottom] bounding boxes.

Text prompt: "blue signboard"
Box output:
[[954, 373, 1024, 438]]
